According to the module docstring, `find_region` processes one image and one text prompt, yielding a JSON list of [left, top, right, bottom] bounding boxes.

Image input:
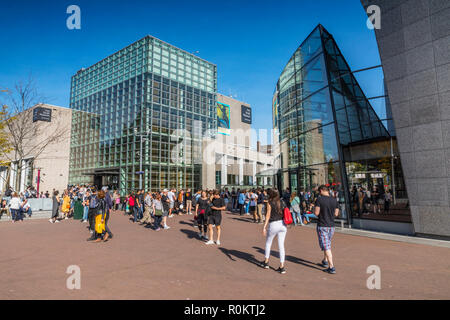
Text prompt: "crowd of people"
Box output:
[[0, 191, 33, 222], [116, 185, 340, 274], [350, 185, 393, 217], [2, 181, 344, 275]]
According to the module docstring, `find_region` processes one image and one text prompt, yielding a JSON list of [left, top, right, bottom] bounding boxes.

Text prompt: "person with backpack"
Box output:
[[87, 190, 99, 241], [128, 192, 138, 222], [92, 190, 109, 243], [260, 189, 288, 274], [152, 193, 164, 231], [314, 185, 339, 274]]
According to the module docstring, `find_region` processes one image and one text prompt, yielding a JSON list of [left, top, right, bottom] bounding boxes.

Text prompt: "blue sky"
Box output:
[[0, 0, 384, 133]]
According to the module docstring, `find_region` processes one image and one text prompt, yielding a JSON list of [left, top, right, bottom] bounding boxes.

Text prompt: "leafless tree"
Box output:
[[0, 75, 68, 191]]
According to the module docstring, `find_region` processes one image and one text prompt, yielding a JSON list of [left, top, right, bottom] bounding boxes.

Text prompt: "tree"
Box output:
[[0, 76, 68, 191]]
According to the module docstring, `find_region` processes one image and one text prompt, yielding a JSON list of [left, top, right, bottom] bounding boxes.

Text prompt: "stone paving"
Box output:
[[1, 211, 449, 299]]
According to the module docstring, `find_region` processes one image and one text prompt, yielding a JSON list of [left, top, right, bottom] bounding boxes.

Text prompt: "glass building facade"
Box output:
[[273, 25, 410, 224], [69, 36, 217, 193]]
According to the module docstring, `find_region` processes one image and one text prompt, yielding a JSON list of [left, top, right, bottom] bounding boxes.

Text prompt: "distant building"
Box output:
[[202, 94, 274, 189], [0, 104, 71, 194]]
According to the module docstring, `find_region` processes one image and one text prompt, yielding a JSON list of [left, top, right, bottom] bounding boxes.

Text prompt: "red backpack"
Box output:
[[129, 196, 135, 207], [282, 200, 293, 225]]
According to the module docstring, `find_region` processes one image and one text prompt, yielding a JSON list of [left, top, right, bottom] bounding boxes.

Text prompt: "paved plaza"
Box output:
[[1, 211, 449, 300]]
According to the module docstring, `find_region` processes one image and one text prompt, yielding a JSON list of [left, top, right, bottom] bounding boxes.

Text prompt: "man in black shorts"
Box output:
[[205, 190, 226, 246]]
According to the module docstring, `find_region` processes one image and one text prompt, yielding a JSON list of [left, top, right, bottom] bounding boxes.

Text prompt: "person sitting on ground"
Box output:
[[21, 198, 32, 218]]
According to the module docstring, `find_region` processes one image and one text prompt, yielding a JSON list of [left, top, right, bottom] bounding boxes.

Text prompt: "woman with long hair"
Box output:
[[9, 192, 21, 223], [260, 189, 287, 274], [49, 191, 61, 223], [195, 190, 210, 241]]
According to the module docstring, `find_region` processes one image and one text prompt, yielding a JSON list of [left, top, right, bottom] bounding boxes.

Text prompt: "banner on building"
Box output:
[[217, 102, 231, 136], [32, 107, 52, 123], [241, 105, 252, 124]]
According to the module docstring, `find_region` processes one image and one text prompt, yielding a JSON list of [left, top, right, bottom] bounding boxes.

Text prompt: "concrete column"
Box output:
[[252, 161, 256, 187], [10, 162, 17, 191], [238, 158, 244, 186], [263, 163, 268, 186], [221, 154, 227, 187]]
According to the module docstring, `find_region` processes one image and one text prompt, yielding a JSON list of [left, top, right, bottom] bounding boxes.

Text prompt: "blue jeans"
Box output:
[[291, 209, 302, 225], [303, 213, 316, 223], [11, 209, 21, 221], [83, 206, 89, 220], [139, 206, 143, 220], [133, 206, 138, 222]]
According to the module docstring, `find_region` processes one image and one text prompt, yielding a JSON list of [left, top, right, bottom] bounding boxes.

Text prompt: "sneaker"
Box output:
[[64, 217, 68, 220], [55, 220, 60, 223], [205, 240, 214, 245], [260, 261, 269, 269], [326, 267, 336, 274], [277, 267, 286, 274], [321, 260, 329, 268], [49, 219, 53, 223], [155, 228, 161, 231], [163, 225, 170, 230], [216, 240, 221, 246]]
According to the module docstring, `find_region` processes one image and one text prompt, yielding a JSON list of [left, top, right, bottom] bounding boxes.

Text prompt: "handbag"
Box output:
[[95, 214, 105, 234]]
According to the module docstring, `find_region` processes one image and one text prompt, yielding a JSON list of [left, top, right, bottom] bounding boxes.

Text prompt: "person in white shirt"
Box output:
[[9, 192, 22, 223], [167, 189, 175, 218]]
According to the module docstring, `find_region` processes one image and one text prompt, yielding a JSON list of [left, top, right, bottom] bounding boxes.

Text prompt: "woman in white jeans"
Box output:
[[260, 189, 287, 274]]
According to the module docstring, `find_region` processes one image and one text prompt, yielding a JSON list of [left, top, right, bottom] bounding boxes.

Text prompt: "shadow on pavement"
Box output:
[[231, 217, 254, 223], [180, 228, 202, 241], [218, 247, 261, 267], [179, 220, 194, 227], [252, 246, 323, 271]]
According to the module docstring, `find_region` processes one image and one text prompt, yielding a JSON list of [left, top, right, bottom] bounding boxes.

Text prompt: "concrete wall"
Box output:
[[361, 0, 450, 237]]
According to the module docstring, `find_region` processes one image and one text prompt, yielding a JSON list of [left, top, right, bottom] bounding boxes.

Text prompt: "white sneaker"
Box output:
[[205, 240, 214, 245], [216, 240, 221, 246], [64, 217, 68, 220], [164, 225, 170, 230], [49, 219, 54, 223], [55, 220, 60, 223]]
